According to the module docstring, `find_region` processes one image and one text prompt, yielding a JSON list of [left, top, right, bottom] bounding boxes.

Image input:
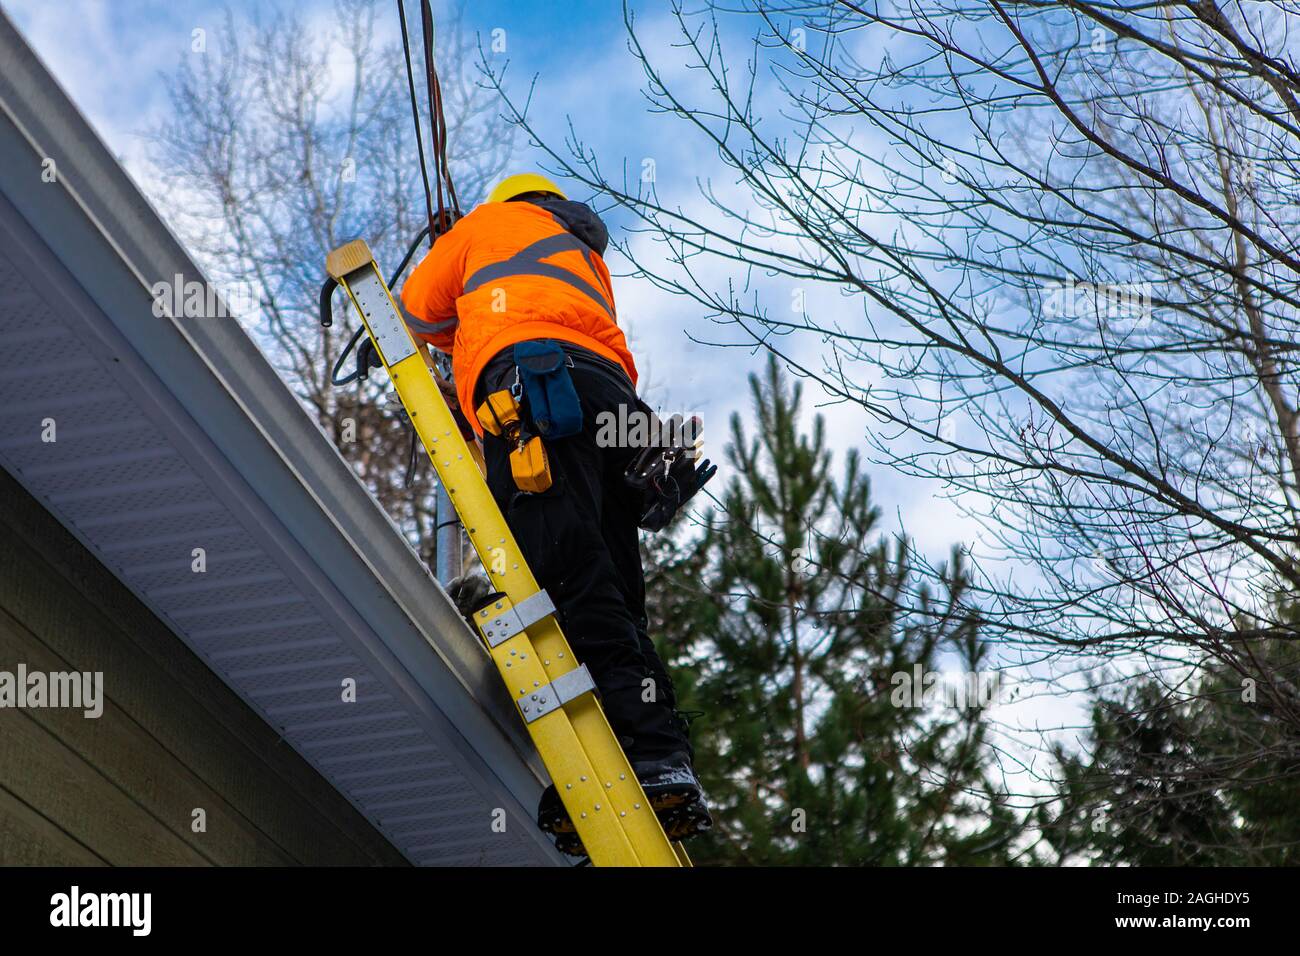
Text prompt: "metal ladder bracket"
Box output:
[[518, 664, 597, 723], [476, 589, 557, 648]]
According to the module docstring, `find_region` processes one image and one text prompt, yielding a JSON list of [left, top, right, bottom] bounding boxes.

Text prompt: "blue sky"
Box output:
[[7, 0, 953, 542], [4, 0, 1087, 783]]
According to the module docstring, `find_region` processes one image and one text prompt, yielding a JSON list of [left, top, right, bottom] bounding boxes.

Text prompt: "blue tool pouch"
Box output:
[[512, 340, 584, 439]]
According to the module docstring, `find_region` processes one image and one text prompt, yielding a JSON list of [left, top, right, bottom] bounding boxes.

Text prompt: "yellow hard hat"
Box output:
[[487, 172, 567, 204]]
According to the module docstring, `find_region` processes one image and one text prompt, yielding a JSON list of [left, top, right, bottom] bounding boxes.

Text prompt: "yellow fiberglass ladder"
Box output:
[[324, 239, 690, 868]]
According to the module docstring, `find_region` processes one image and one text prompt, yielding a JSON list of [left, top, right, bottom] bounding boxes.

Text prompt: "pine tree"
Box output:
[[1043, 593, 1300, 865], [646, 355, 1021, 865]]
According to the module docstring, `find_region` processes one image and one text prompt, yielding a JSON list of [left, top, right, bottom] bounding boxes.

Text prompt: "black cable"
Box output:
[[328, 325, 368, 388], [323, 225, 430, 387], [403, 425, 420, 487], [397, 0, 435, 241], [418, 0, 445, 224], [318, 276, 338, 327], [387, 223, 432, 287], [320, 3, 462, 491]]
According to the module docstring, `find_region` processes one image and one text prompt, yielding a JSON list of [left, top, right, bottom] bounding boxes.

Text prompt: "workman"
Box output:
[[400, 172, 713, 852]]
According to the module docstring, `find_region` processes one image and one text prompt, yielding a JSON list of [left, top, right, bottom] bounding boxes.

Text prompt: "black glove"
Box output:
[[446, 574, 502, 633], [625, 435, 717, 533], [638, 454, 716, 532]]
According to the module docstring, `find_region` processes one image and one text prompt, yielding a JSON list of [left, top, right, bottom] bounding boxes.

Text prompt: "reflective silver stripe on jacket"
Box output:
[[402, 302, 458, 337], [462, 231, 615, 319]]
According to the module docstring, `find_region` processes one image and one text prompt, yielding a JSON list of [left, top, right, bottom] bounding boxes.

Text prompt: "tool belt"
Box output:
[[512, 340, 583, 439], [475, 343, 717, 520], [475, 387, 552, 493], [473, 341, 585, 493]]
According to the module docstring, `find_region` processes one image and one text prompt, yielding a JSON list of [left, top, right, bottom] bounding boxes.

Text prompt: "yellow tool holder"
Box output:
[[326, 239, 688, 867]]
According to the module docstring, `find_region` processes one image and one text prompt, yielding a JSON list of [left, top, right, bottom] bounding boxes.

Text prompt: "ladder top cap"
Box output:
[[326, 239, 376, 280]]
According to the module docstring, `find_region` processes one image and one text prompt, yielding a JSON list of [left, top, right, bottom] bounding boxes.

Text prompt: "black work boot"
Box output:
[[631, 751, 713, 840], [537, 784, 574, 837], [538, 752, 713, 853], [536, 691, 706, 849], [535, 754, 710, 830]]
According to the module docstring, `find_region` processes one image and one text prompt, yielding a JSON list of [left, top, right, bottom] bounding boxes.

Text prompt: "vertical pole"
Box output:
[[427, 347, 461, 585], [435, 483, 461, 584]]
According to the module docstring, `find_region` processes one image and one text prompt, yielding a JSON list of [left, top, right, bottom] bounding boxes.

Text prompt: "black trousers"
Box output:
[[475, 345, 691, 764]]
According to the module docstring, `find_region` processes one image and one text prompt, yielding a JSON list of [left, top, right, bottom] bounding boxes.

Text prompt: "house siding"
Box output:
[[0, 468, 408, 866]]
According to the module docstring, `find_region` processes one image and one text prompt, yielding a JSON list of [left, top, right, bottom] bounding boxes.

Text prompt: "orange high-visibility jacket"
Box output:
[[399, 200, 637, 434]]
